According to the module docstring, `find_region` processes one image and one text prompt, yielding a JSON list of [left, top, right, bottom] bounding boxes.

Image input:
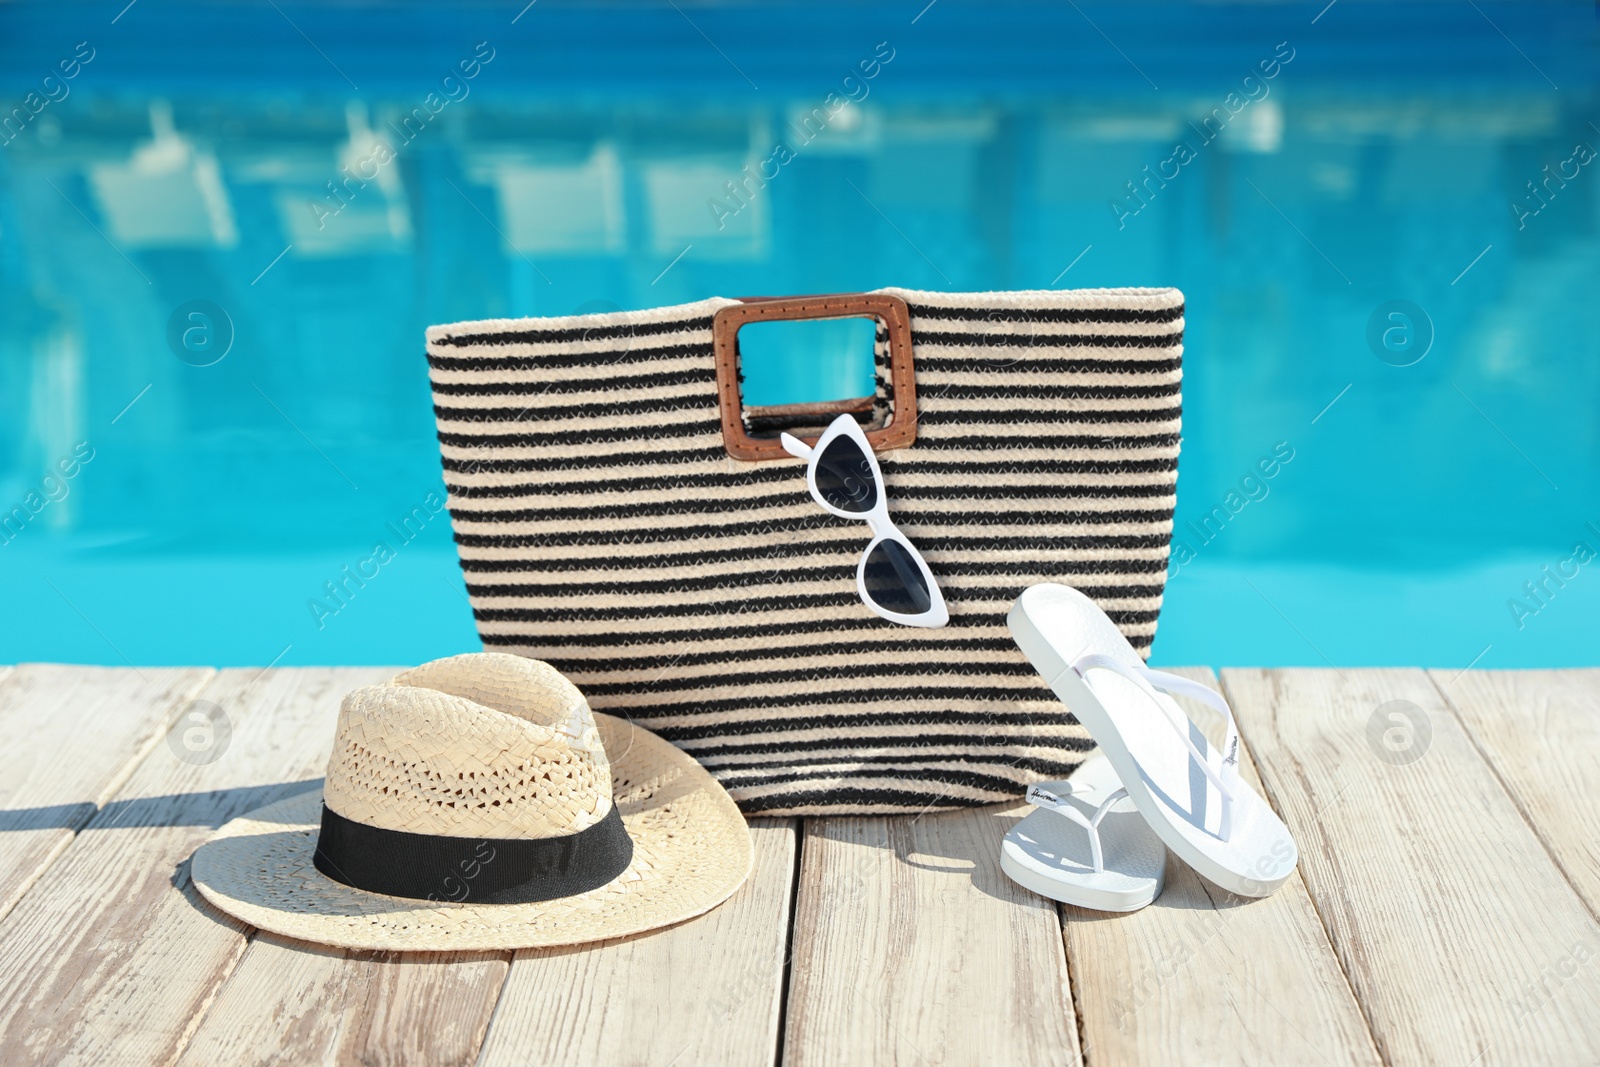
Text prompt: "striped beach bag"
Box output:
[[426, 287, 1184, 815]]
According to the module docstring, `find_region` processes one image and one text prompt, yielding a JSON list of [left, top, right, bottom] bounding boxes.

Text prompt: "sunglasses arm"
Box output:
[[779, 433, 815, 461]]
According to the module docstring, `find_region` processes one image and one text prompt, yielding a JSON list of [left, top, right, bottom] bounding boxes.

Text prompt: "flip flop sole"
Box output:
[[1009, 584, 1297, 899], [1000, 755, 1165, 912]]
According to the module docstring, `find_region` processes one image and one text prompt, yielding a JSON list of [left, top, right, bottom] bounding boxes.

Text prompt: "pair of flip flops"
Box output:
[[1000, 584, 1298, 912]]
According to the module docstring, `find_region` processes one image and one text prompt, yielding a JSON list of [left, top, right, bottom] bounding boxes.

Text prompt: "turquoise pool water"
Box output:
[[1, 2, 1597, 669]]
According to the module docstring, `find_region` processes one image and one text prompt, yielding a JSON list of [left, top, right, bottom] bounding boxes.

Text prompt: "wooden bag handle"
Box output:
[[711, 293, 918, 462]]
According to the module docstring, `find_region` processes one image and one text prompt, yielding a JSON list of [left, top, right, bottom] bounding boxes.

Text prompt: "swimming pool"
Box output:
[[1, 1, 1596, 669]]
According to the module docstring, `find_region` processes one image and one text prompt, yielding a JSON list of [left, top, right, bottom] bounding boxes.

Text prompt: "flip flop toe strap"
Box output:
[[1025, 780, 1128, 874], [1070, 654, 1241, 841]]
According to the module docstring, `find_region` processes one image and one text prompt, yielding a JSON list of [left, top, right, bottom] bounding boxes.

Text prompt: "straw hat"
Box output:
[[191, 653, 752, 950]]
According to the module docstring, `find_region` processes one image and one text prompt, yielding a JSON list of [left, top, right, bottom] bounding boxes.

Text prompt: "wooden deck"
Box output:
[[0, 664, 1597, 1065]]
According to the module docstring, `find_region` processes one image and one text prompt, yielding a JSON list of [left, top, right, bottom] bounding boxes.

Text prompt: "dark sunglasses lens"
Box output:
[[862, 539, 932, 616], [813, 434, 878, 513]]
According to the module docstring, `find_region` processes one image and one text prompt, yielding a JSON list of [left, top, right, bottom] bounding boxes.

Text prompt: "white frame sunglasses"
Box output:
[[781, 414, 949, 628]]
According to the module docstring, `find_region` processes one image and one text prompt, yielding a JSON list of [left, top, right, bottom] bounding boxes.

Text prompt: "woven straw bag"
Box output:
[[426, 287, 1183, 816]]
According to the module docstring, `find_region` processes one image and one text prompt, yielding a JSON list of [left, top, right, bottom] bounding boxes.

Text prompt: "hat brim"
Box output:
[[190, 714, 752, 951]]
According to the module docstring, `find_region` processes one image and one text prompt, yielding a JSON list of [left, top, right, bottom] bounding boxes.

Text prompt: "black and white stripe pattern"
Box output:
[[426, 287, 1183, 815]]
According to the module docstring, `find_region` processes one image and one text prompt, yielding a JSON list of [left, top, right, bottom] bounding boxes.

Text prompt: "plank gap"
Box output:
[[1057, 903, 1092, 1067], [470, 951, 519, 1066], [478, 819, 795, 1066], [0, 832, 76, 933], [772, 818, 804, 1067], [163, 921, 255, 1067]]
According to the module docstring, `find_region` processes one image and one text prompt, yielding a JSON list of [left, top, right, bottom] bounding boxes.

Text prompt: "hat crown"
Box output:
[[322, 653, 613, 841]]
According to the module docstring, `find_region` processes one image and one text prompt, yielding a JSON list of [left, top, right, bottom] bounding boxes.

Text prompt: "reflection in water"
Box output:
[[288, 102, 414, 257], [0, 64, 1596, 666], [474, 145, 625, 255], [89, 100, 238, 249]]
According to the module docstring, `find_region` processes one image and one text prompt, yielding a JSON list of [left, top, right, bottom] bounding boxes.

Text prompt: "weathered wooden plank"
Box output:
[[1433, 669, 1600, 916], [176, 936, 508, 1067], [0, 666, 393, 1066], [1062, 668, 1381, 1067], [783, 806, 1078, 1067], [0, 663, 213, 926], [1222, 668, 1600, 1067], [478, 819, 796, 1067]]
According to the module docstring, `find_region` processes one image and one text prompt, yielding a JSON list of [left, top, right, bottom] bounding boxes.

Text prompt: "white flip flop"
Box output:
[[1008, 583, 1297, 898], [1000, 754, 1166, 912]]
